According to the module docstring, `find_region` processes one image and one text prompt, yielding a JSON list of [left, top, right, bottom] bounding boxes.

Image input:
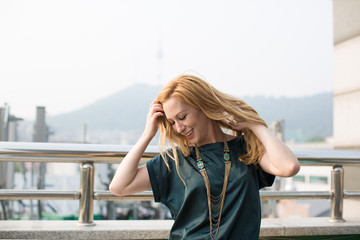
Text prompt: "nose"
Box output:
[[175, 122, 185, 134]]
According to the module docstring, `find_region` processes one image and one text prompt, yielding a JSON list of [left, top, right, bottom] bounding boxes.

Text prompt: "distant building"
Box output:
[[0, 104, 23, 219], [333, 0, 360, 218]]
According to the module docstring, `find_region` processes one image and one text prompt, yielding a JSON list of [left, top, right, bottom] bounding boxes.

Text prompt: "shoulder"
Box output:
[[147, 148, 182, 170], [227, 135, 246, 150]]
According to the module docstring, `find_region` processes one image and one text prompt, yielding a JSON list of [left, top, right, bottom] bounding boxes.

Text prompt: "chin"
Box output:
[[187, 138, 197, 146]]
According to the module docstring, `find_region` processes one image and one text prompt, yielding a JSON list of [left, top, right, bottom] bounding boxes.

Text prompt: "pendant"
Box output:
[[224, 152, 230, 161], [197, 160, 205, 169]]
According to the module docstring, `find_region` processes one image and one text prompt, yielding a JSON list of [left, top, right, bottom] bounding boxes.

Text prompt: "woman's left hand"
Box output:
[[231, 121, 300, 178], [229, 119, 256, 131]]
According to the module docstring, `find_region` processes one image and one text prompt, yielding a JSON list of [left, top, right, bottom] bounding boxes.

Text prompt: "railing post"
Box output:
[[78, 163, 95, 226], [330, 165, 344, 222]]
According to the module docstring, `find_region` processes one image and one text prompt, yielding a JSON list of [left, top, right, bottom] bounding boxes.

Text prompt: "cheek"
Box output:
[[187, 119, 197, 128], [195, 114, 209, 127]]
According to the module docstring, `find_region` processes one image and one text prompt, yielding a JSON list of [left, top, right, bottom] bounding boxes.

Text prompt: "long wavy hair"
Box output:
[[156, 74, 267, 181]]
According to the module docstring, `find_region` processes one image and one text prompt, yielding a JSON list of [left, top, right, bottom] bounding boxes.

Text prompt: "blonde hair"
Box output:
[[156, 74, 267, 179]]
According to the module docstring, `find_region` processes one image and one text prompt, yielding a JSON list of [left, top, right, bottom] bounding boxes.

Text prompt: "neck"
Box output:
[[195, 122, 224, 147]]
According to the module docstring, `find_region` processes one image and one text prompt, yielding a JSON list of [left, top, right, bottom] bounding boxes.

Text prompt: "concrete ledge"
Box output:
[[0, 220, 173, 240], [0, 218, 360, 239], [260, 217, 360, 237]]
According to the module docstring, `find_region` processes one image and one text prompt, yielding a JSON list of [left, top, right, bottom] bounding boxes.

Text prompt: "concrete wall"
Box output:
[[333, 0, 360, 45], [333, 0, 360, 219], [333, 36, 360, 149]]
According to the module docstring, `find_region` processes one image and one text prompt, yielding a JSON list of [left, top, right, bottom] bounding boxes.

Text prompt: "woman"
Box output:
[[110, 74, 300, 240]]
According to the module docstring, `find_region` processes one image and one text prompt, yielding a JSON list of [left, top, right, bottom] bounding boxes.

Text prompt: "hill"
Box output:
[[243, 93, 333, 142], [49, 84, 162, 131], [47, 84, 333, 144]]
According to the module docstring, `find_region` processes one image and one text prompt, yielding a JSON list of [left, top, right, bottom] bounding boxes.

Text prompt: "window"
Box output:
[[309, 176, 328, 184], [293, 175, 305, 183]]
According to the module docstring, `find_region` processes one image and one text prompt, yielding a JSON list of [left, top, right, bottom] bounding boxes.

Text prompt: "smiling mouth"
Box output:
[[185, 130, 193, 138]]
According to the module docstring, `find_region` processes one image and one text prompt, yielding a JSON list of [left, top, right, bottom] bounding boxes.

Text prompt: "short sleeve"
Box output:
[[146, 154, 168, 203], [256, 165, 275, 189], [146, 152, 185, 219], [239, 135, 275, 189]]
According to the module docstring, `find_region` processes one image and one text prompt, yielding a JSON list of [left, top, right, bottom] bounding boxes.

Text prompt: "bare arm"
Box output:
[[251, 124, 300, 177], [109, 100, 164, 196], [231, 123, 300, 177]]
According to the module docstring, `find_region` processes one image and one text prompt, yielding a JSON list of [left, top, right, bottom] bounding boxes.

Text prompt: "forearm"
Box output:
[[109, 133, 152, 195], [249, 124, 300, 177], [109, 100, 164, 195]]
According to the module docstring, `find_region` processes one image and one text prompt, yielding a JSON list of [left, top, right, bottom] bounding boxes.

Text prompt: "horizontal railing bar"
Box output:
[[94, 191, 154, 201], [0, 190, 341, 201], [1, 141, 360, 165], [0, 157, 151, 165], [0, 141, 158, 164], [298, 160, 360, 166], [294, 149, 360, 166], [260, 190, 333, 200], [95, 190, 334, 201], [1, 189, 359, 201], [0, 189, 80, 200], [344, 191, 360, 198]]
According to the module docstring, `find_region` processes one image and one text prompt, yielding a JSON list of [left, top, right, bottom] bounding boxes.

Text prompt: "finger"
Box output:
[[150, 100, 163, 109], [151, 105, 164, 114], [156, 111, 165, 117], [149, 111, 165, 123], [229, 122, 238, 129], [155, 111, 165, 117], [152, 105, 163, 110], [149, 100, 161, 111], [229, 121, 243, 130]]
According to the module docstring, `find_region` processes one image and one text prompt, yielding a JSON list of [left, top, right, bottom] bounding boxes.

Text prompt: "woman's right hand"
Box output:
[[143, 100, 165, 139]]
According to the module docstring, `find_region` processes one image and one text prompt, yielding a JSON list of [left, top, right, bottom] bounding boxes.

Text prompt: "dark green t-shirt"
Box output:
[[146, 136, 275, 240]]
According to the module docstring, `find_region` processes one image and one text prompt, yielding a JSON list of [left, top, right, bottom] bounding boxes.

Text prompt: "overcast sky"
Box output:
[[0, 0, 333, 120]]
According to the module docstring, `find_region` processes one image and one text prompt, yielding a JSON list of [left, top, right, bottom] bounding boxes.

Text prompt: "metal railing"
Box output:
[[1, 141, 360, 225]]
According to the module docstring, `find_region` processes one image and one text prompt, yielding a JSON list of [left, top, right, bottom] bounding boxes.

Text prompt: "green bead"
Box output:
[[197, 161, 204, 169], [224, 153, 230, 161]]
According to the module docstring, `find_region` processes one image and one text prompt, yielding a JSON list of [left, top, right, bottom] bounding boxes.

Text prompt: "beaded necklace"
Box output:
[[194, 135, 231, 240]]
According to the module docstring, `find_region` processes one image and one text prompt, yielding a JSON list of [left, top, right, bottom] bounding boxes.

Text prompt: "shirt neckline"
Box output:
[[190, 136, 240, 152]]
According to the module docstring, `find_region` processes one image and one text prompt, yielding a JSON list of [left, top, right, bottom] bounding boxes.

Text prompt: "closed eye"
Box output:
[[168, 114, 187, 126], [179, 114, 187, 121]]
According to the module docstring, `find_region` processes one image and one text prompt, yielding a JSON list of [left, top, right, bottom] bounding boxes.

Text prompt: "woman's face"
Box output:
[[162, 96, 215, 146]]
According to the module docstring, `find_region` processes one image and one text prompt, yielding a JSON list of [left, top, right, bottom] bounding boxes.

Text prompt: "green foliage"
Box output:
[[14, 162, 23, 173], [306, 136, 326, 143]]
